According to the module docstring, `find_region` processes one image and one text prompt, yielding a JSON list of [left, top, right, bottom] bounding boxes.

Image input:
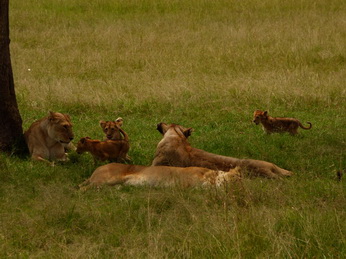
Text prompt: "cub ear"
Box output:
[[183, 128, 194, 138], [80, 137, 86, 144], [99, 120, 106, 129], [115, 117, 123, 127], [263, 111, 268, 116]]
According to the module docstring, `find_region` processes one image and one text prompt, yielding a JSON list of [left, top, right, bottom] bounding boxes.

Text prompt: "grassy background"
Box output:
[[1, 0, 345, 257]]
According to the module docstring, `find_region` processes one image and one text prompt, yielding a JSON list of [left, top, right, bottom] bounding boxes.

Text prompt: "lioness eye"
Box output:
[[63, 125, 69, 129]]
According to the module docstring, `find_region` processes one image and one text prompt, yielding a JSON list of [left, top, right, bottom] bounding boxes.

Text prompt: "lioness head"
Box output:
[[253, 110, 268, 125], [47, 111, 74, 144], [157, 123, 193, 139], [100, 117, 123, 140]]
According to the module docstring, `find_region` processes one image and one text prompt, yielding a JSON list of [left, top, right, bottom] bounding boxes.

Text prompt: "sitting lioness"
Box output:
[[253, 110, 312, 135], [24, 111, 74, 165], [100, 117, 124, 140], [79, 163, 240, 191], [152, 123, 293, 178]]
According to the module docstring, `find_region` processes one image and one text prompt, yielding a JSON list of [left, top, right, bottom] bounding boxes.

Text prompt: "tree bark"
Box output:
[[0, 0, 24, 152]]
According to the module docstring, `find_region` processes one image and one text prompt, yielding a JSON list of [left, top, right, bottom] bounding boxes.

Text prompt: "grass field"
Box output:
[[1, 0, 345, 257]]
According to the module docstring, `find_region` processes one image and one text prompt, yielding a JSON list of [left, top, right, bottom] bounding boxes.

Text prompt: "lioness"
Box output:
[[253, 110, 312, 135], [76, 134, 130, 163], [100, 117, 124, 140], [24, 111, 74, 165], [152, 123, 293, 178], [79, 163, 240, 191]]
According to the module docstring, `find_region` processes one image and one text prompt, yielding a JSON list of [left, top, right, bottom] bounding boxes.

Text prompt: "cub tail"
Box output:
[[299, 122, 312, 130]]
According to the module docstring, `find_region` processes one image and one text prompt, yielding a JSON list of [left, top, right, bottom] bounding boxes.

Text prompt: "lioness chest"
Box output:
[[48, 144, 66, 160]]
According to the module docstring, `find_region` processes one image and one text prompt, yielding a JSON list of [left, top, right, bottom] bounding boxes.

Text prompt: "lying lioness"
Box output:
[[24, 111, 74, 165], [253, 110, 312, 135], [76, 133, 129, 163], [100, 117, 124, 140], [152, 123, 293, 178], [79, 163, 240, 191]]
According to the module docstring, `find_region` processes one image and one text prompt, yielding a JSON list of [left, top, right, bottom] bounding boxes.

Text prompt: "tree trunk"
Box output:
[[0, 0, 24, 153]]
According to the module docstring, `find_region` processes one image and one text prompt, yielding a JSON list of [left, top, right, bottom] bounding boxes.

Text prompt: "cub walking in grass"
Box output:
[[253, 110, 312, 135]]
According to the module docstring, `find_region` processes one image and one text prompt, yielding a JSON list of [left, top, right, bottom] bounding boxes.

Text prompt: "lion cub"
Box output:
[[76, 137, 130, 163], [99, 117, 124, 140], [253, 110, 312, 135]]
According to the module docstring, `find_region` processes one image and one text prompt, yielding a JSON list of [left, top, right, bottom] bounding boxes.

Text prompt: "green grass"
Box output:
[[1, 0, 345, 257]]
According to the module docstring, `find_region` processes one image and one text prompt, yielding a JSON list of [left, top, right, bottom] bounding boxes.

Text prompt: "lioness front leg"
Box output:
[[31, 154, 55, 166], [51, 146, 69, 163]]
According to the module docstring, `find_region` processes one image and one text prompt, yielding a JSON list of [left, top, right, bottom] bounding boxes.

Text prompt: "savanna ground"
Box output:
[[1, 0, 345, 257]]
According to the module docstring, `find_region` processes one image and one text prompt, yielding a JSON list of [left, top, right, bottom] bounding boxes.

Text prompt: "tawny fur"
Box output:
[[151, 123, 293, 178], [78, 163, 241, 191], [76, 133, 129, 163], [24, 111, 74, 165], [253, 110, 312, 135]]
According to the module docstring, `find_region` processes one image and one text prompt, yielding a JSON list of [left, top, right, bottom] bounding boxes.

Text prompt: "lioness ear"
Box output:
[[64, 114, 71, 122], [157, 123, 167, 135], [99, 120, 106, 129], [48, 111, 56, 122], [183, 128, 194, 138]]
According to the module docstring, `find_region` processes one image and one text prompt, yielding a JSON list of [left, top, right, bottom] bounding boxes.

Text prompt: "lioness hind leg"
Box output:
[[239, 160, 279, 178], [271, 165, 293, 177], [242, 166, 279, 178], [258, 168, 280, 178]]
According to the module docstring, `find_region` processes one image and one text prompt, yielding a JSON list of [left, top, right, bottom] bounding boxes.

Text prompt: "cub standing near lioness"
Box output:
[[76, 126, 130, 163], [24, 111, 74, 165], [253, 110, 312, 135], [99, 117, 131, 161]]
